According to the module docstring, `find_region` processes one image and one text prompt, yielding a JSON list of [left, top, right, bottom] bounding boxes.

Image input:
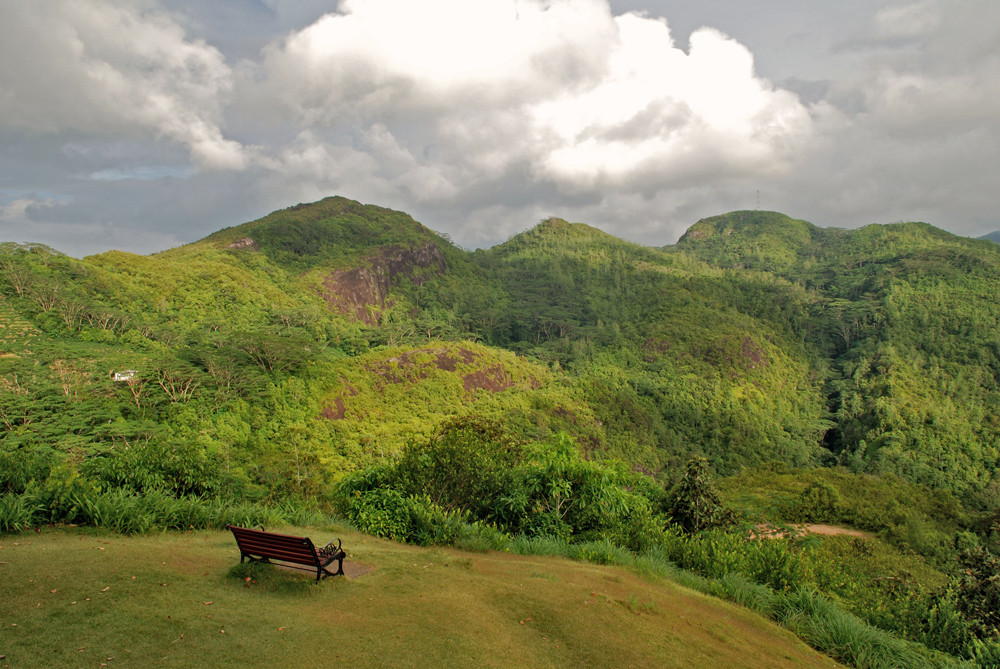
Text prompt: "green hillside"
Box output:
[[676, 211, 1000, 497], [466, 216, 832, 476], [2, 199, 999, 665], [1, 527, 842, 669]]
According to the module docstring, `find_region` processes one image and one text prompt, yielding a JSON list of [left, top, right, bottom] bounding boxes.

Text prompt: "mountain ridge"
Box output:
[[2, 196, 998, 495]]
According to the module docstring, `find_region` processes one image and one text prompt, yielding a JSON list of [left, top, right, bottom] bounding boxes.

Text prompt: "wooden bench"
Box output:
[[226, 525, 346, 582]]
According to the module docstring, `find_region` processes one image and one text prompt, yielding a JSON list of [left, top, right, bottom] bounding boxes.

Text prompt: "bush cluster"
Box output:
[[336, 417, 670, 552]]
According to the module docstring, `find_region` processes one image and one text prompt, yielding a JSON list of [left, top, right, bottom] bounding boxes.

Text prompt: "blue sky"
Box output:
[[1, 0, 998, 257]]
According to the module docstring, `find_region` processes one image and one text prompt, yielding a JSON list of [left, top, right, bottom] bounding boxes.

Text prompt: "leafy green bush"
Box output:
[[34, 464, 100, 524], [338, 420, 667, 546], [0, 442, 55, 494], [452, 520, 511, 553], [666, 529, 807, 592], [966, 637, 1000, 666], [667, 456, 734, 533], [955, 546, 1000, 642], [392, 416, 523, 517], [0, 492, 41, 533], [345, 488, 411, 542], [566, 539, 633, 565], [406, 494, 470, 546], [796, 481, 842, 523]]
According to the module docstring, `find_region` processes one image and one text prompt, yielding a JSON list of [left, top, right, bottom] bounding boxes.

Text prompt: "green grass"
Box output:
[[0, 526, 841, 668]]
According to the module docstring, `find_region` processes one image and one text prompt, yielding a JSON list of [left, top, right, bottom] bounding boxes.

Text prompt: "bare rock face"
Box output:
[[227, 237, 259, 251], [319, 242, 446, 324]]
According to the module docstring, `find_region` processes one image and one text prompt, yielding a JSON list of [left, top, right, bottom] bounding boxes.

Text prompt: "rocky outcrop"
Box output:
[[226, 237, 259, 251], [319, 242, 446, 324]]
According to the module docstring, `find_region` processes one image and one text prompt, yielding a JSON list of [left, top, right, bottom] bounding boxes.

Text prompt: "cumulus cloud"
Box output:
[[529, 21, 811, 189], [239, 0, 814, 243], [0, 0, 248, 170]]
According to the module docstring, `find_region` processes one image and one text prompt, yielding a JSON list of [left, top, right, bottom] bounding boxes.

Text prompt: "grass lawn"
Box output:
[[0, 525, 840, 668]]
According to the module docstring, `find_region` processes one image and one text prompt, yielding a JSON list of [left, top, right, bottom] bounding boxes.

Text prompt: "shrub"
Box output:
[[796, 481, 842, 523], [520, 509, 571, 540], [567, 539, 632, 565], [0, 443, 54, 494], [0, 492, 41, 533], [83, 439, 222, 497], [393, 416, 524, 517], [453, 521, 511, 553], [966, 638, 1000, 666], [34, 464, 100, 524], [668, 456, 734, 533], [955, 546, 1000, 641], [346, 488, 411, 541], [406, 494, 469, 546]]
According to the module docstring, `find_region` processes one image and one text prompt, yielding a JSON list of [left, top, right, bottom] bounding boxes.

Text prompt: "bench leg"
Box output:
[[317, 557, 345, 581]]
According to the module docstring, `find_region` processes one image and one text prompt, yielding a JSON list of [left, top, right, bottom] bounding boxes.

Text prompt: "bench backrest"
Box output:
[[227, 525, 319, 567]]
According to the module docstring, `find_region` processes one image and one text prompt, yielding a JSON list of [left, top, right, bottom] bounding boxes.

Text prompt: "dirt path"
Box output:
[[801, 524, 871, 538], [752, 523, 872, 540]]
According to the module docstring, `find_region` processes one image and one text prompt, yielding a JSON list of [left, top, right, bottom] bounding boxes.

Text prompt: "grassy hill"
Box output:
[[1, 526, 841, 668]]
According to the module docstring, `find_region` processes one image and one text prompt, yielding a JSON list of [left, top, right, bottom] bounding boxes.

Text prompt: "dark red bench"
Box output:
[[227, 525, 346, 582]]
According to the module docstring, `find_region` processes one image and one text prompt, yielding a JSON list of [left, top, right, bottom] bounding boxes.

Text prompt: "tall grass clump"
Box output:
[[713, 572, 778, 618], [0, 492, 41, 533], [566, 538, 634, 565], [774, 588, 947, 669], [510, 534, 574, 557], [0, 484, 334, 537], [452, 520, 511, 553]]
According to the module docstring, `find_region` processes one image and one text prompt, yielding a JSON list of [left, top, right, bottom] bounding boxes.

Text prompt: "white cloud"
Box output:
[[530, 22, 811, 189], [247, 0, 814, 214], [0, 197, 64, 222], [0, 0, 248, 170], [254, 0, 616, 119]]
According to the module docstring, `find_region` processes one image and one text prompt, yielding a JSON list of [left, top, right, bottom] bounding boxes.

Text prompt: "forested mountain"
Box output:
[[981, 231, 1000, 244], [675, 212, 1000, 499], [2, 200, 998, 502]]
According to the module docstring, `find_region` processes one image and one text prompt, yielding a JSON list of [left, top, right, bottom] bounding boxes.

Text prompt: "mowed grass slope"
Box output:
[[0, 528, 840, 668]]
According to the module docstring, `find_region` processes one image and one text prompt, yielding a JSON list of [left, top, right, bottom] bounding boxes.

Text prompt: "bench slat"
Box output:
[[240, 549, 318, 566], [232, 536, 314, 552]]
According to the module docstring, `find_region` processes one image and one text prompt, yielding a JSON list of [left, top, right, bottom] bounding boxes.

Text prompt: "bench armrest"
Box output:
[[320, 538, 344, 557]]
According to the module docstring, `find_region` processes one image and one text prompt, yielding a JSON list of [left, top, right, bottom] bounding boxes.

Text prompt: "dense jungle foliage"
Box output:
[[2, 198, 999, 663]]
